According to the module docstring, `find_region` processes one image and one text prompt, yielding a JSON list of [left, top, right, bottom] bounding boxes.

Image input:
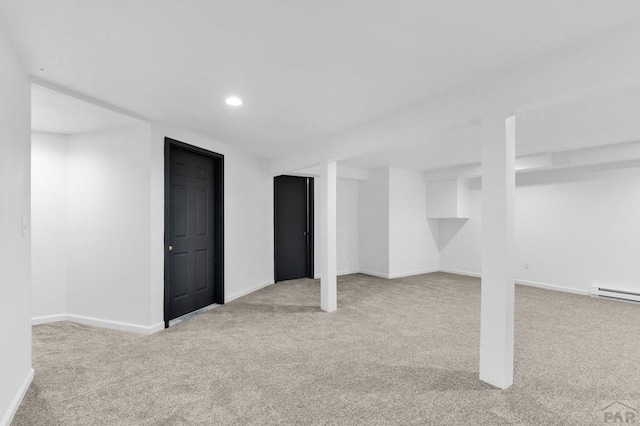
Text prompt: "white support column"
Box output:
[[320, 160, 338, 312], [479, 114, 516, 389]]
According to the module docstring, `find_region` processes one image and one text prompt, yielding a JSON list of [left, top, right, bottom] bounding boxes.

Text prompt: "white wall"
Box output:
[[31, 121, 275, 332], [31, 132, 68, 318], [359, 168, 390, 277], [388, 167, 439, 278], [65, 124, 154, 327], [0, 25, 32, 426], [358, 167, 440, 279], [314, 177, 361, 277], [150, 125, 274, 325], [336, 178, 360, 275], [440, 165, 640, 293], [439, 179, 482, 276], [31, 125, 157, 332]]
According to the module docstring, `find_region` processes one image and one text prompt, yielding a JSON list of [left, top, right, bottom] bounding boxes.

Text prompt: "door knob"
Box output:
[[168, 245, 173, 251]]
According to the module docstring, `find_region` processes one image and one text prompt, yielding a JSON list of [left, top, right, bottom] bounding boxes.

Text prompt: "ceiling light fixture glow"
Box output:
[[225, 96, 243, 107]]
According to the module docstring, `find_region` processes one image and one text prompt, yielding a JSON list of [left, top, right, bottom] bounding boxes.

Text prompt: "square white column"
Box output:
[[479, 114, 516, 389], [320, 160, 337, 312]]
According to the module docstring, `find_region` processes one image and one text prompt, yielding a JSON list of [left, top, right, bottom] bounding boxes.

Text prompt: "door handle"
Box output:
[[168, 245, 173, 251]]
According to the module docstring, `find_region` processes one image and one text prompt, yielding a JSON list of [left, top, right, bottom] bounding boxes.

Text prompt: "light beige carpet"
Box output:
[[13, 272, 640, 425]]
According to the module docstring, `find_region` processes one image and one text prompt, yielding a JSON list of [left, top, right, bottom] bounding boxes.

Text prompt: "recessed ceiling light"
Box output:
[[225, 96, 243, 107]]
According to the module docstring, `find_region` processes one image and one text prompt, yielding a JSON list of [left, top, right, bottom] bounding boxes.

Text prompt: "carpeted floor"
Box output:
[[13, 272, 640, 425]]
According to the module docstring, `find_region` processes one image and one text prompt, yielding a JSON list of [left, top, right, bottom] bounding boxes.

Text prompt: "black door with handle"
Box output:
[[274, 175, 314, 282], [165, 139, 224, 327]]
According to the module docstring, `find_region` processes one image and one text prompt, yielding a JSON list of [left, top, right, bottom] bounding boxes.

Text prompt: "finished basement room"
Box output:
[[1, 2, 640, 425]]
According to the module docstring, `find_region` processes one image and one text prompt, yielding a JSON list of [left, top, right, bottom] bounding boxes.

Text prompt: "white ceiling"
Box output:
[[3, 1, 640, 158], [341, 124, 482, 171], [31, 84, 143, 135]]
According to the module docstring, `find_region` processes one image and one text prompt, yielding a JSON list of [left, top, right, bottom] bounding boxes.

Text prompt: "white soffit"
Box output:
[[31, 84, 143, 135]]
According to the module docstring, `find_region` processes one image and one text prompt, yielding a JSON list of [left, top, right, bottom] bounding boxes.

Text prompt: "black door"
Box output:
[[274, 175, 314, 282], [165, 139, 224, 327]]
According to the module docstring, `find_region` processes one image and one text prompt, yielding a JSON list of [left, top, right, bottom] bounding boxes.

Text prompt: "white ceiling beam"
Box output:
[[290, 165, 370, 180], [30, 77, 150, 123], [424, 140, 640, 182], [270, 24, 640, 176]]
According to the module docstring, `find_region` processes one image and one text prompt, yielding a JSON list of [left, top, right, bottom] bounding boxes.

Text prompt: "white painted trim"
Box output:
[[32, 314, 67, 325], [516, 279, 590, 296], [0, 368, 34, 426], [31, 314, 163, 335], [318, 269, 417, 279], [66, 315, 164, 335], [293, 272, 357, 279], [438, 268, 482, 278], [358, 269, 391, 279], [34, 281, 285, 332], [357, 268, 440, 279], [30, 78, 150, 123], [334, 267, 590, 297], [293, 165, 370, 180], [225, 280, 275, 303], [146, 322, 166, 334], [439, 268, 590, 296], [168, 303, 220, 327], [388, 267, 440, 279], [337, 166, 370, 181]]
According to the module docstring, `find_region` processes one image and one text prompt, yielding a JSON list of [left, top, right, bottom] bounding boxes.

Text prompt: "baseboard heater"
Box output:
[[590, 285, 640, 303]]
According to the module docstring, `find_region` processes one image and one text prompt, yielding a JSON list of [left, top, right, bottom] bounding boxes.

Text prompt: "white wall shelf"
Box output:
[[426, 179, 469, 219]]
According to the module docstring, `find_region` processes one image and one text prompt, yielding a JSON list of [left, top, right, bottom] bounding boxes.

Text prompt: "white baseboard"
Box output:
[[32, 280, 279, 333], [32, 314, 67, 325], [516, 279, 590, 296], [439, 268, 589, 296], [32, 314, 163, 335], [1, 367, 34, 426], [67, 315, 165, 335], [388, 267, 440, 279], [358, 267, 439, 280], [358, 269, 390, 279], [225, 280, 275, 303], [439, 268, 482, 278], [313, 269, 380, 280], [315, 270, 360, 279]]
